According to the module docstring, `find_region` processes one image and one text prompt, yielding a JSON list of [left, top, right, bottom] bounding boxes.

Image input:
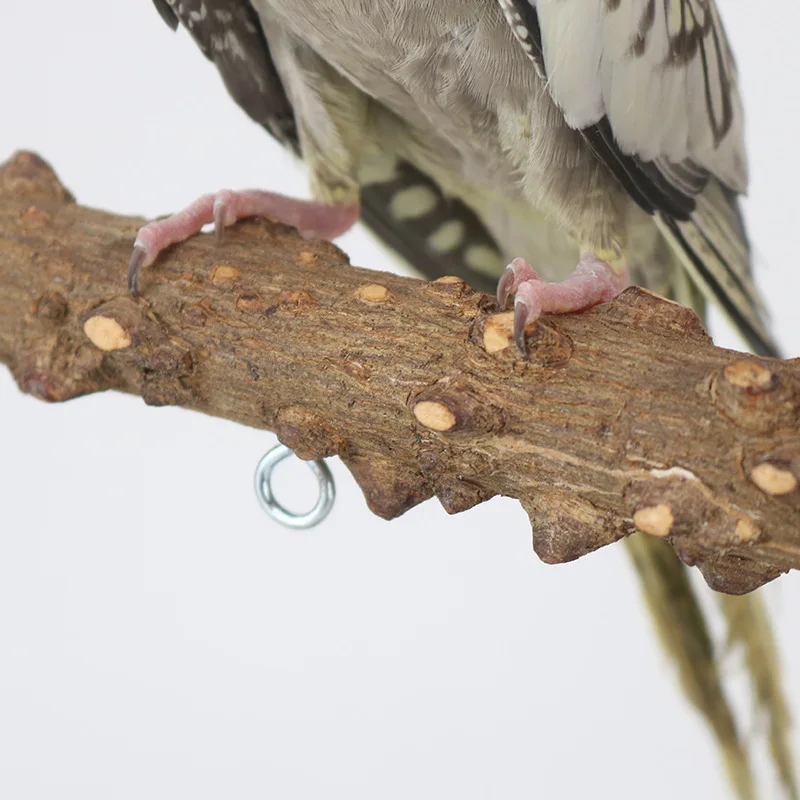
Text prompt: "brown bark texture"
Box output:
[[1, 151, 799, 595]]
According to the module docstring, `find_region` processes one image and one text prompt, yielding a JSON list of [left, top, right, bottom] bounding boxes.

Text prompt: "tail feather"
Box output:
[[656, 181, 780, 358], [624, 534, 755, 800], [359, 155, 504, 292], [719, 594, 799, 800]]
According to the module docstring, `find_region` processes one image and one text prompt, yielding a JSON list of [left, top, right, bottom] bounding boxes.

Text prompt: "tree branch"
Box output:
[[2, 151, 798, 594]]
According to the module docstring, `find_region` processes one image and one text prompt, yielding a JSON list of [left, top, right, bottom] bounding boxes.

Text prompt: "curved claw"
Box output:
[[513, 297, 531, 355], [495, 258, 540, 309], [213, 197, 227, 243], [127, 245, 147, 297], [497, 266, 516, 309]]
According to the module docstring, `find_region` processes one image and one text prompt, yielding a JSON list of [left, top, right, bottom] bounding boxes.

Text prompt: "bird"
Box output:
[[137, 2, 796, 797]]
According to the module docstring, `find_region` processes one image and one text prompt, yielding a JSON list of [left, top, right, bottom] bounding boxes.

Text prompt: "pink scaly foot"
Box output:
[[128, 189, 360, 295], [497, 255, 630, 354]]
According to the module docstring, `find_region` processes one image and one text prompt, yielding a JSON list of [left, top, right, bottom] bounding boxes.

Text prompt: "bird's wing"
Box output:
[[498, 0, 778, 356], [500, 0, 745, 214], [152, 0, 297, 148]]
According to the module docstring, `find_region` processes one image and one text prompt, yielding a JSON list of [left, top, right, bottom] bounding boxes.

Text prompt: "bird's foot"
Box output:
[[128, 189, 359, 295], [497, 255, 630, 353]]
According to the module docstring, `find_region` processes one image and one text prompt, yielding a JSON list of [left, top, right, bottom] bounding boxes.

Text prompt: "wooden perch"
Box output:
[[1, 151, 799, 595]]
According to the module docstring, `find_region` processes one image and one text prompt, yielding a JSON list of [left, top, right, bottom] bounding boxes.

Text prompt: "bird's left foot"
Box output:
[[497, 255, 630, 353]]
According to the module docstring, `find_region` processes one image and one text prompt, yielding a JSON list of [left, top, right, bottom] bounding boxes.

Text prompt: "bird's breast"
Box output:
[[256, 0, 543, 190]]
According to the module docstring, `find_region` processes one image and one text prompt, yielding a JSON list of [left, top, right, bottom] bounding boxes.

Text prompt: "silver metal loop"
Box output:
[[254, 444, 336, 529]]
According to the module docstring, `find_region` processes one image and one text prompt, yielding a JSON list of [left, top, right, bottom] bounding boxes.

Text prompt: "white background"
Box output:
[[1, 2, 799, 798]]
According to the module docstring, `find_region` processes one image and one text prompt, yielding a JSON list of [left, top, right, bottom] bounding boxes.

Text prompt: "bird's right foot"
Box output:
[[497, 255, 629, 354], [128, 189, 359, 296]]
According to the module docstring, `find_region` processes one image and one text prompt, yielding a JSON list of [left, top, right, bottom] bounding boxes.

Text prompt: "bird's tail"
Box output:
[[625, 534, 797, 800], [624, 534, 755, 799], [656, 180, 781, 358], [718, 593, 798, 800]]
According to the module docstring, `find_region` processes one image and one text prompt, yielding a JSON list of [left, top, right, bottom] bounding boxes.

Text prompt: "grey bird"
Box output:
[[137, 1, 796, 797]]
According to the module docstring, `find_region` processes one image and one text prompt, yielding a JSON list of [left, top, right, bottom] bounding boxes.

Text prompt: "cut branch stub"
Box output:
[[750, 462, 799, 497], [2, 151, 800, 594], [355, 283, 391, 304], [410, 380, 504, 437], [627, 469, 762, 553], [711, 359, 800, 433], [481, 312, 515, 354], [80, 298, 195, 407], [473, 310, 574, 366], [84, 316, 132, 351], [747, 442, 800, 501]]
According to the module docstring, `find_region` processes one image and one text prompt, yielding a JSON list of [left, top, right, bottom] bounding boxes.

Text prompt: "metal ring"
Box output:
[[254, 444, 336, 529]]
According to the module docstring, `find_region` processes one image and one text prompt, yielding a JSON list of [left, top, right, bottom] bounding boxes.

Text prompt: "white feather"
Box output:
[[533, 0, 747, 192], [537, 0, 605, 129]]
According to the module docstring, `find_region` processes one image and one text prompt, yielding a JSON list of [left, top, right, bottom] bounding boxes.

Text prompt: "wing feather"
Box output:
[[533, 0, 746, 191], [500, 0, 777, 355], [151, 0, 298, 148]]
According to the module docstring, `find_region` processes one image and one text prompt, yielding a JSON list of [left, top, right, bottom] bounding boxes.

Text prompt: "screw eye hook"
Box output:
[[254, 444, 336, 530]]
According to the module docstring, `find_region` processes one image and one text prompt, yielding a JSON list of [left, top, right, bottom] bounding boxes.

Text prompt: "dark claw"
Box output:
[[213, 199, 226, 243], [513, 298, 529, 355], [127, 245, 147, 297], [496, 266, 515, 308]]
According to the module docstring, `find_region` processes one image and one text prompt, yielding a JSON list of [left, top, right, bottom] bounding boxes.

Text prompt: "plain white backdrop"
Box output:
[[1, 2, 799, 798]]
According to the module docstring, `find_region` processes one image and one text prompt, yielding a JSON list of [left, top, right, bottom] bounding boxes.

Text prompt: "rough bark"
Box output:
[[1, 151, 799, 594]]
